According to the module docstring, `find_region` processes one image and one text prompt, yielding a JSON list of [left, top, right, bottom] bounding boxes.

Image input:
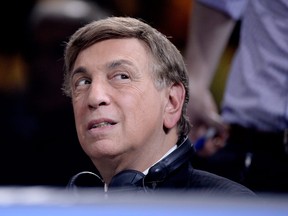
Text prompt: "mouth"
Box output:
[[88, 120, 117, 130]]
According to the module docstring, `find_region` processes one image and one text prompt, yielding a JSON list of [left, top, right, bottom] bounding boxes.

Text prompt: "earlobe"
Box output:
[[163, 83, 185, 130]]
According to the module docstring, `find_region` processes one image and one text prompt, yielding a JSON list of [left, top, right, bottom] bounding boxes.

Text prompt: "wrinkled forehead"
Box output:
[[71, 38, 157, 77]]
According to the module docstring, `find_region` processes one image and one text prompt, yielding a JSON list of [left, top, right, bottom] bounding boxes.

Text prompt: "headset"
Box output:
[[67, 136, 194, 192]]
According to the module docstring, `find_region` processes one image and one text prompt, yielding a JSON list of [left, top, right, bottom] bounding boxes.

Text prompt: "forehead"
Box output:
[[75, 38, 152, 66]]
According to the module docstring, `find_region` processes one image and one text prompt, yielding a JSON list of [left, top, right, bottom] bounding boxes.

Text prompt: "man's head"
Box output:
[[63, 17, 190, 137], [62, 17, 191, 181]]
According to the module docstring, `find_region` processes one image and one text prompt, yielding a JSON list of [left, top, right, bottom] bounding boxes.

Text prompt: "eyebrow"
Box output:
[[106, 59, 135, 70], [71, 59, 136, 78], [71, 66, 87, 78]]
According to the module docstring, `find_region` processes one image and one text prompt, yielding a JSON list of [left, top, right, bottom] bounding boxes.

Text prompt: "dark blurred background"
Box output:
[[0, 0, 194, 186]]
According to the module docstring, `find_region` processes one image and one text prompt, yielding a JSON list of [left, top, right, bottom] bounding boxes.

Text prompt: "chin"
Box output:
[[84, 141, 120, 158]]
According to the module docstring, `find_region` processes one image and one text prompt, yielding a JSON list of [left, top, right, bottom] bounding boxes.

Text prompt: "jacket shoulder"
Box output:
[[188, 168, 255, 196]]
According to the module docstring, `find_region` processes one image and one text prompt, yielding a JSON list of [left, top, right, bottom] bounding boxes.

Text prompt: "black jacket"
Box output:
[[68, 138, 255, 197]]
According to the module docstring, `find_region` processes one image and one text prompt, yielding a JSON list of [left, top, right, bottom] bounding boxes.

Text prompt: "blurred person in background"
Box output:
[[185, 0, 288, 193]]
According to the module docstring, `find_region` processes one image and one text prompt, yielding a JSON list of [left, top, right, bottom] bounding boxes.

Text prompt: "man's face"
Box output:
[[71, 38, 169, 165]]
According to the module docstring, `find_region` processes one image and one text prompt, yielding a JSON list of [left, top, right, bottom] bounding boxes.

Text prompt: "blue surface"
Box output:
[[1, 202, 288, 216], [0, 187, 287, 215]]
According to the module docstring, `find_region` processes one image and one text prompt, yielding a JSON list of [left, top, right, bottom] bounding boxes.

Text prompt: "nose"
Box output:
[[87, 80, 111, 109]]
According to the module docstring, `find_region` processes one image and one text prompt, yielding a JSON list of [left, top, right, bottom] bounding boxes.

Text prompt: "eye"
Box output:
[[74, 77, 91, 88], [113, 73, 130, 80], [78, 78, 91, 86]]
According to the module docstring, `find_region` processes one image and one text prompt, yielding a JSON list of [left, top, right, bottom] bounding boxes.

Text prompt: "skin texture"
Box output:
[[71, 38, 185, 183]]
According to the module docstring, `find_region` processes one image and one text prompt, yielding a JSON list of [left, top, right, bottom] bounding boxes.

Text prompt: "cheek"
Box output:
[[72, 100, 85, 130], [117, 92, 150, 134], [72, 100, 80, 120], [126, 89, 164, 124], [72, 94, 86, 114], [73, 112, 87, 147]]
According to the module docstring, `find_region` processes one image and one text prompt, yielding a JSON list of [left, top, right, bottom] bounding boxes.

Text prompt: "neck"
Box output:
[[92, 132, 179, 184]]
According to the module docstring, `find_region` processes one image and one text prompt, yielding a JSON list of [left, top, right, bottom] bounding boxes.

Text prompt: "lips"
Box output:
[[88, 119, 117, 130]]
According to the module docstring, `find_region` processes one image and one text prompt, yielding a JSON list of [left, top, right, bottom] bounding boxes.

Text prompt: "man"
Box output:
[[63, 16, 254, 195], [185, 0, 288, 193]]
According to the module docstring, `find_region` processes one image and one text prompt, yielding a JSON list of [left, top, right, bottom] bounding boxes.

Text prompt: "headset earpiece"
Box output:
[[109, 170, 145, 188], [144, 136, 193, 189]]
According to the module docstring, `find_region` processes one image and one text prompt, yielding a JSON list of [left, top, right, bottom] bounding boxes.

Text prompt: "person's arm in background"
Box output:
[[185, 1, 237, 157]]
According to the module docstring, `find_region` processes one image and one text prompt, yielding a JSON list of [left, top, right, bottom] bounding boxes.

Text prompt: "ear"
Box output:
[[163, 82, 185, 130]]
